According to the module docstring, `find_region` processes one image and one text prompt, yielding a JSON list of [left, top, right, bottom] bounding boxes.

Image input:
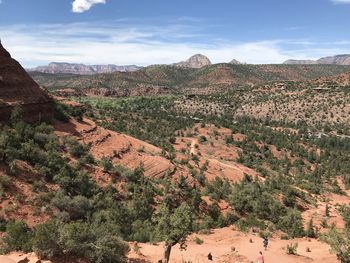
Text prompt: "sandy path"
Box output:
[[129, 227, 337, 263]]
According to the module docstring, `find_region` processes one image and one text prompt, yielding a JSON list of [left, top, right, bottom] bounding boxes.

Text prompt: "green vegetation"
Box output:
[[2, 70, 350, 262], [322, 207, 350, 263]]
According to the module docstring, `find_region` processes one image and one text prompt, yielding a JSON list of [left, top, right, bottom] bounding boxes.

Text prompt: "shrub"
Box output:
[[101, 157, 113, 172], [61, 222, 130, 263], [198, 136, 207, 144], [193, 236, 204, 245], [305, 218, 316, 238], [33, 220, 61, 259], [53, 103, 70, 122], [278, 209, 304, 238], [2, 221, 32, 253]]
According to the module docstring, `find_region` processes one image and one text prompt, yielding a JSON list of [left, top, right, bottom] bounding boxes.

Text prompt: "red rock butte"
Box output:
[[0, 41, 53, 123]]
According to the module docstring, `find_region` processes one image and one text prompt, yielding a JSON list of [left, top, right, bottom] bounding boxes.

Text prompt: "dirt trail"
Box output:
[[128, 227, 337, 263]]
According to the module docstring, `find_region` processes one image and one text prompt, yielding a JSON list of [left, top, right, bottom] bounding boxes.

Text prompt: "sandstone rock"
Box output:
[[0, 256, 17, 263], [0, 41, 53, 123], [174, 54, 211, 68]]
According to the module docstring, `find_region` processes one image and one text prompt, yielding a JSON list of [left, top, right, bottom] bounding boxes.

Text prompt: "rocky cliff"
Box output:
[[0, 41, 53, 123], [174, 54, 212, 68]]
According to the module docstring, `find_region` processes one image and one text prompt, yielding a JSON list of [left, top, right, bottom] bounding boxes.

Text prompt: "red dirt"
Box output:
[[54, 117, 174, 178], [128, 227, 338, 263]]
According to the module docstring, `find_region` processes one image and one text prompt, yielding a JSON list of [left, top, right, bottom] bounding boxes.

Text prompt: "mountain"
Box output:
[[284, 54, 350, 65], [30, 63, 350, 97], [0, 41, 53, 123], [28, 62, 142, 75], [283, 59, 317, 65], [229, 59, 242, 64], [317, 54, 350, 65], [174, 54, 212, 68]]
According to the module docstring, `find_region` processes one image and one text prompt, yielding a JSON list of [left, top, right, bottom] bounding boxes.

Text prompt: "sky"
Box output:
[[0, 0, 350, 67]]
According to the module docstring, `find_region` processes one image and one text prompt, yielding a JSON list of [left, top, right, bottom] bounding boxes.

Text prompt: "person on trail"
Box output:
[[207, 252, 213, 261], [257, 251, 264, 263], [263, 237, 269, 250]]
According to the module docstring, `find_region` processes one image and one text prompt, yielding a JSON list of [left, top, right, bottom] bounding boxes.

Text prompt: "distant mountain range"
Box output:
[[28, 62, 142, 75], [28, 55, 244, 74], [284, 54, 350, 65], [27, 53, 350, 75]]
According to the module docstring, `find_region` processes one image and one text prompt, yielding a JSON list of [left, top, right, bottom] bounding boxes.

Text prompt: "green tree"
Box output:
[[322, 227, 350, 263], [305, 218, 316, 238], [278, 209, 304, 238], [155, 203, 193, 263], [322, 207, 350, 263]]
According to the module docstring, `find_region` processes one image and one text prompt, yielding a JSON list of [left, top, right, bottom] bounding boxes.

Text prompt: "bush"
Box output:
[[278, 209, 304, 238], [33, 220, 61, 259], [2, 221, 32, 253], [52, 194, 92, 220], [198, 136, 207, 144], [305, 218, 316, 238], [0, 174, 11, 190], [101, 157, 113, 172], [193, 236, 204, 245], [60, 222, 129, 263], [53, 103, 70, 122]]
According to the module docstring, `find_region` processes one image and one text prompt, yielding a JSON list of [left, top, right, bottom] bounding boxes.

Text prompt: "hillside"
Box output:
[[1, 43, 350, 263], [30, 63, 350, 96]]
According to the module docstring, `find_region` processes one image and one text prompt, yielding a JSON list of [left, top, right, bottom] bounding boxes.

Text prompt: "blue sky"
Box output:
[[0, 0, 350, 67]]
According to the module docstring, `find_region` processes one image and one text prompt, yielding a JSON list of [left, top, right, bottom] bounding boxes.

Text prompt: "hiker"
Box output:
[[263, 237, 269, 250], [207, 252, 213, 261], [257, 251, 264, 263]]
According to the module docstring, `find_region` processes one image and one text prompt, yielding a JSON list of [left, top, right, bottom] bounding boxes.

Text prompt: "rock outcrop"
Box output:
[[229, 59, 242, 64], [174, 54, 212, 68], [0, 41, 53, 123]]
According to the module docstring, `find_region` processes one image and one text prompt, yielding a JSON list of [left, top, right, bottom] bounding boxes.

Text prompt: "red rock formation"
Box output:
[[0, 41, 53, 123]]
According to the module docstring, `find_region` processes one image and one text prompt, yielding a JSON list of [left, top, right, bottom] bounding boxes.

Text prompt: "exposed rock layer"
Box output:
[[174, 54, 212, 68], [0, 42, 53, 123]]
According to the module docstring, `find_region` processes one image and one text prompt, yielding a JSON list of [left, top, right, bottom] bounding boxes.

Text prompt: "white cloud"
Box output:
[[332, 0, 350, 3], [72, 0, 106, 13], [0, 22, 349, 67]]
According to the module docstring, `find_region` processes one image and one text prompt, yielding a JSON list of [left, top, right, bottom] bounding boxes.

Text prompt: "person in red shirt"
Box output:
[[257, 251, 264, 263]]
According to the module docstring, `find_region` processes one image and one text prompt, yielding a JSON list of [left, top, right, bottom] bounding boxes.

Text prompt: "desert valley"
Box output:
[[1, 1, 350, 263]]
